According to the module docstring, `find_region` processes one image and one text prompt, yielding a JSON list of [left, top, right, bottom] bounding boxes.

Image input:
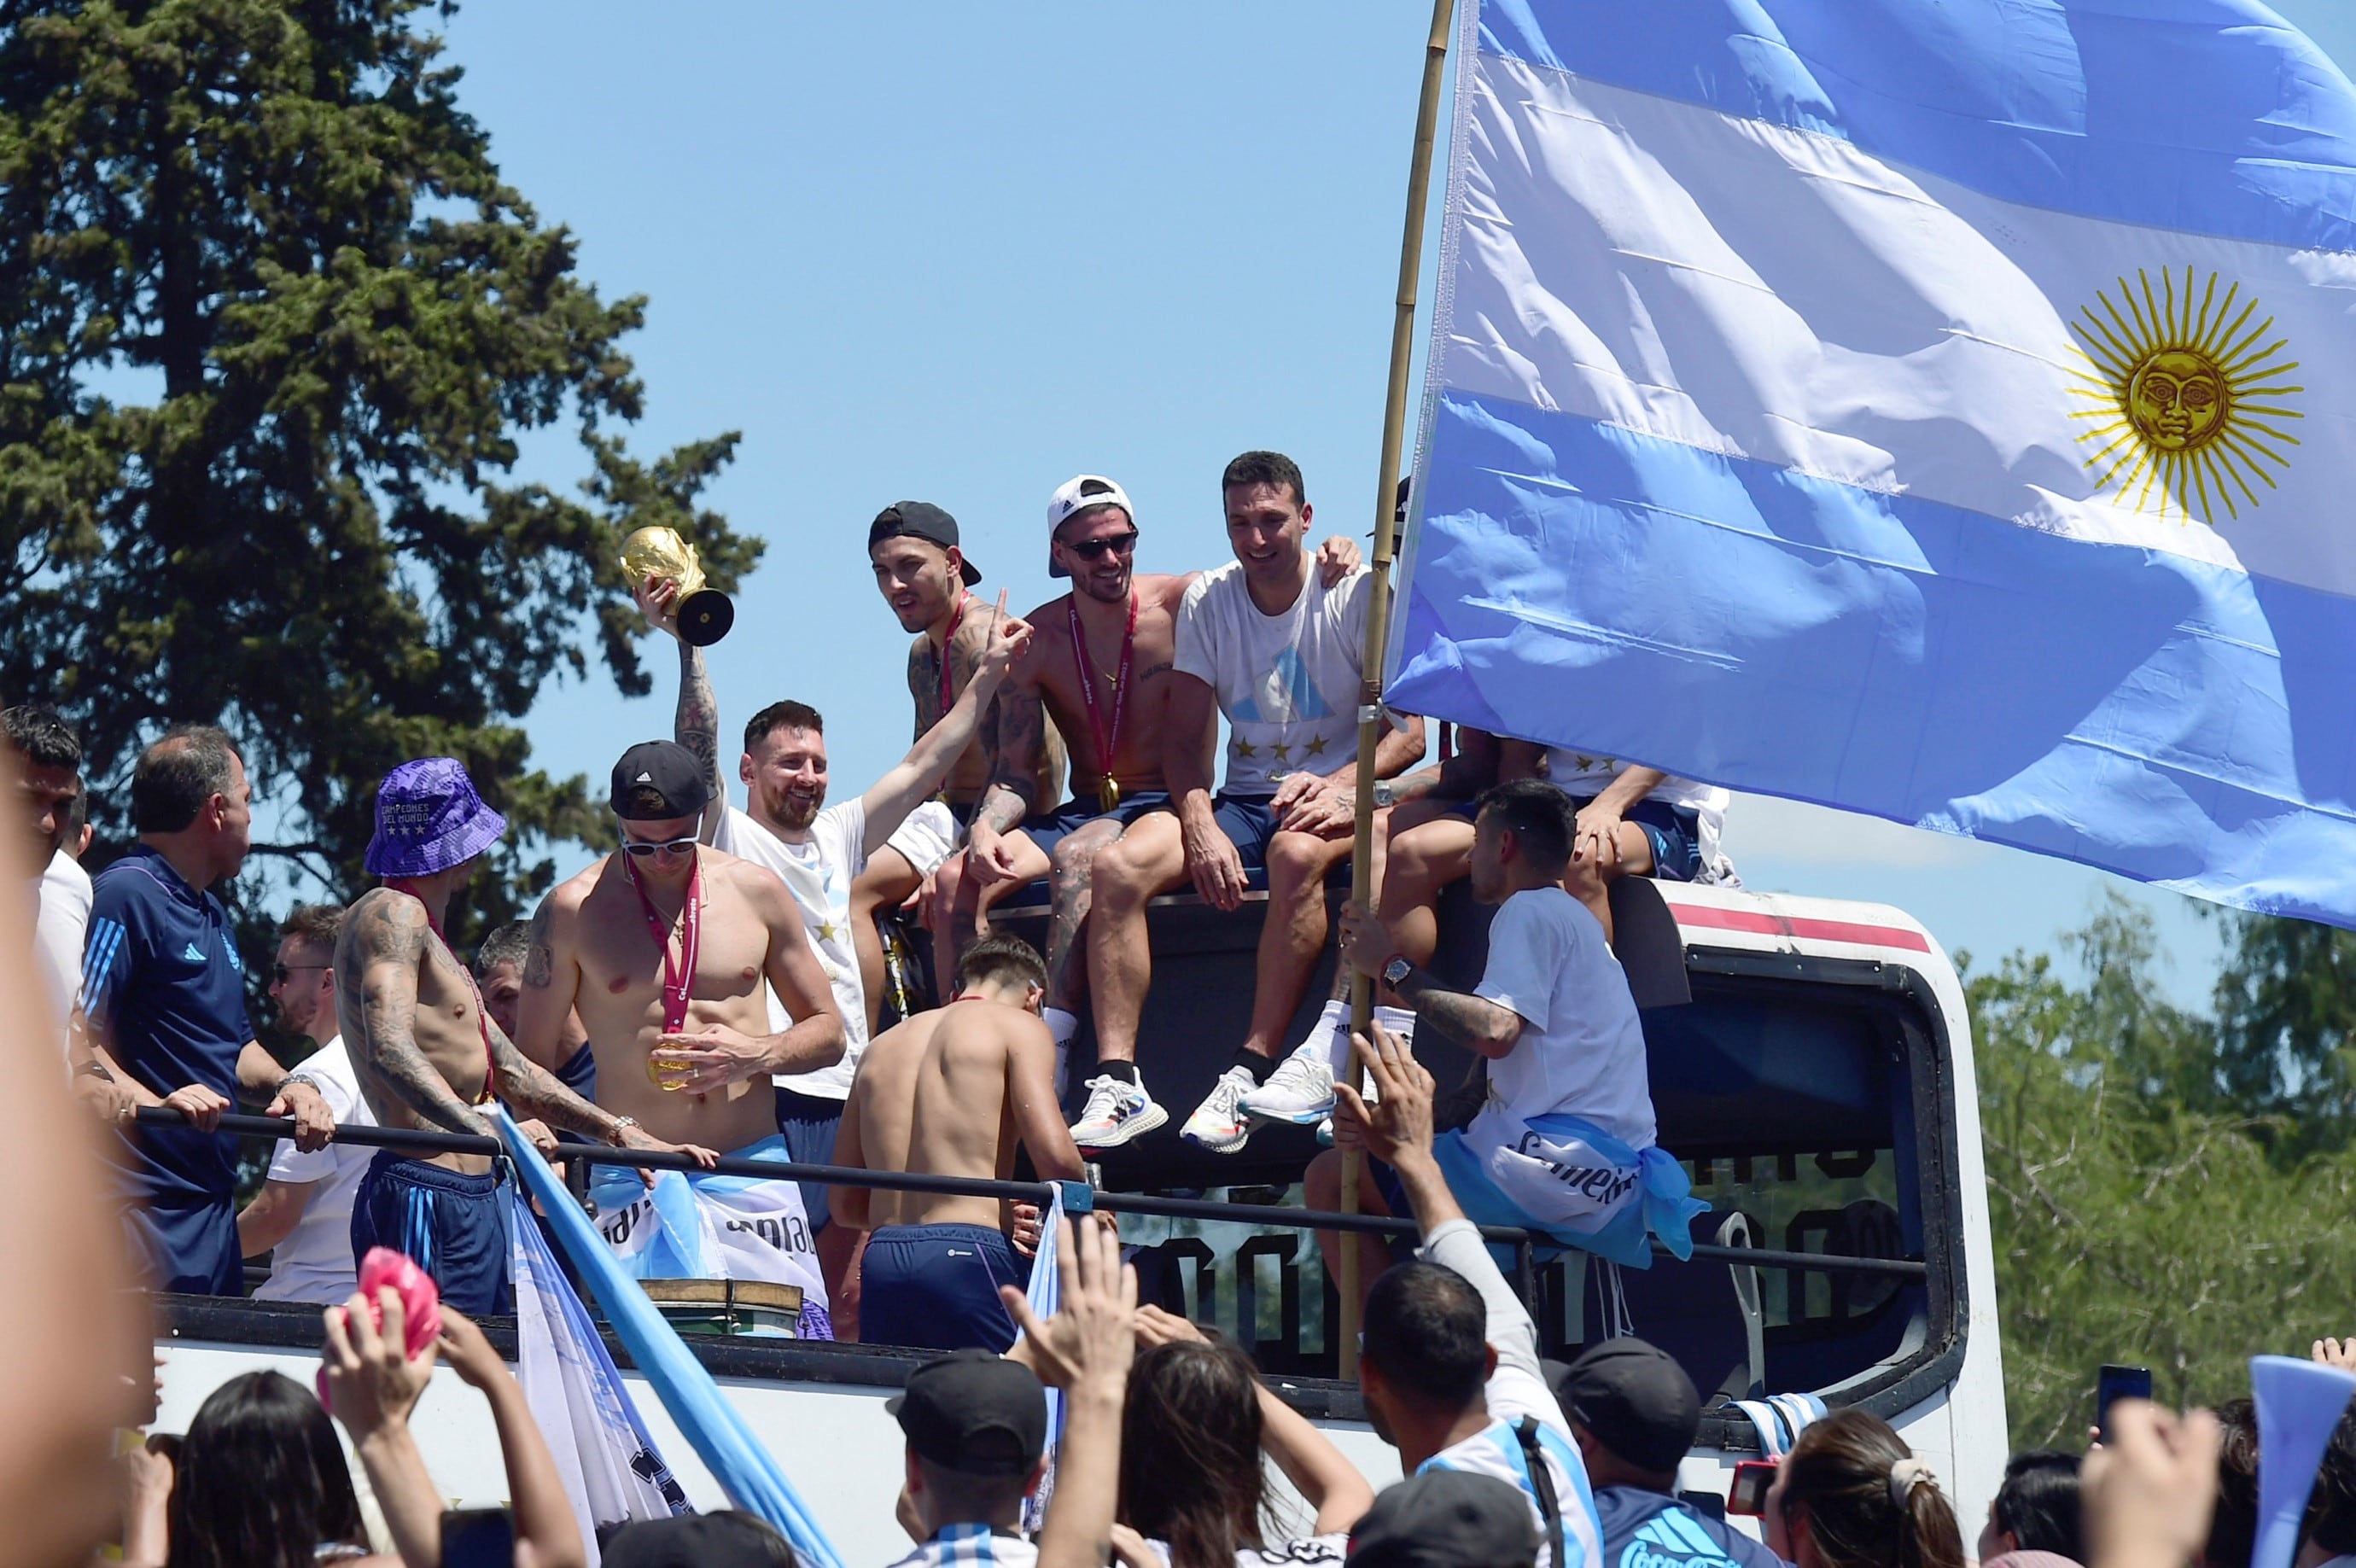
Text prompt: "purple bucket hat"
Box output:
[[364, 757, 507, 878]]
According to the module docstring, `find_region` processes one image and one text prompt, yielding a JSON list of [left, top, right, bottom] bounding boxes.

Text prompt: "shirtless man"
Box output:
[[338, 757, 701, 1316], [860, 501, 1065, 1028], [518, 740, 847, 1334], [936, 474, 1363, 1140], [833, 935, 1085, 1353]]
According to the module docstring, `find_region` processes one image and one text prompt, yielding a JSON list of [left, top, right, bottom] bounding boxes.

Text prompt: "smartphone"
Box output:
[[2097, 1363, 2154, 1442], [1726, 1459, 1779, 1517]]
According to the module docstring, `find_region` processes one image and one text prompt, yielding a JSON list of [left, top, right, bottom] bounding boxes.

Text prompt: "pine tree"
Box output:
[[0, 0, 758, 949]]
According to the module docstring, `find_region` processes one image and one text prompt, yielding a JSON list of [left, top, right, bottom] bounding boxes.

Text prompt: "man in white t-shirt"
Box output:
[[1076, 452, 1423, 1153], [1333, 1018, 1603, 1568], [638, 574, 1031, 1335], [238, 904, 378, 1304], [5, 705, 92, 1056], [1322, 779, 1705, 1273]]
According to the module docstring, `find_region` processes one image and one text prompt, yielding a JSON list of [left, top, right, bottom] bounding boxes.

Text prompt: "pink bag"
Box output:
[[316, 1249, 442, 1414]]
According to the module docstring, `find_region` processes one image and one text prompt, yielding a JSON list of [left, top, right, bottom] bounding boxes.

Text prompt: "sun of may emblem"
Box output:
[[2066, 266, 2304, 523]]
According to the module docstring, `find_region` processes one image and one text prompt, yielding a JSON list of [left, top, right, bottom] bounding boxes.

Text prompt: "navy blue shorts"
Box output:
[[773, 1087, 843, 1233], [350, 1152, 513, 1316], [1018, 790, 1173, 864], [125, 1196, 240, 1296], [859, 1222, 1029, 1353], [1447, 793, 1703, 882]]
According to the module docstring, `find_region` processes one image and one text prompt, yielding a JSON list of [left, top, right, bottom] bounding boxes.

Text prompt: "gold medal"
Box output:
[[646, 1054, 690, 1093], [1099, 776, 1123, 813]]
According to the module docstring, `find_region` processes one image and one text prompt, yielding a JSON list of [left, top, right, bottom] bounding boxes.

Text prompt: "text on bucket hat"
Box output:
[[364, 758, 507, 880]]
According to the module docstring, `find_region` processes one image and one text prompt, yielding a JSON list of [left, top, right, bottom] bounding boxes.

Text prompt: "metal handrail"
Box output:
[[147, 1106, 1929, 1279]]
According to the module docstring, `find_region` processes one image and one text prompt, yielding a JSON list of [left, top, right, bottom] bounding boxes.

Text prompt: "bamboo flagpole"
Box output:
[[1339, 0, 1456, 1380]]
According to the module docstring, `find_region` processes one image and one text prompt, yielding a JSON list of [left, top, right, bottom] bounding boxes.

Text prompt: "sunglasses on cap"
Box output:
[[621, 834, 700, 859], [1059, 529, 1139, 562]]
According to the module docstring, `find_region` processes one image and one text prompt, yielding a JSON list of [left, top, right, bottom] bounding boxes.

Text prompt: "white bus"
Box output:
[[151, 879, 2005, 1565]]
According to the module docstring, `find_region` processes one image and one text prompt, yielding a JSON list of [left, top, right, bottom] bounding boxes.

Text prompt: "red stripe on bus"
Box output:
[[1666, 902, 1932, 953]]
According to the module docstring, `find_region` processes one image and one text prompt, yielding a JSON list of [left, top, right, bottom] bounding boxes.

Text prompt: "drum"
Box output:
[[637, 1278, 804, 1339]]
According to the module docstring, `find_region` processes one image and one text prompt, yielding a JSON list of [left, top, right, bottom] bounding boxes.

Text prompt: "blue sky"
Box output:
[[433, 1, 2356, 1007]]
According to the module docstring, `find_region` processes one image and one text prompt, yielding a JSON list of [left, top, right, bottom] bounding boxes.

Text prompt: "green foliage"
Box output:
[[0, 0, 761, 965], [1972, 897, 2356, 1449], [2211, 912, 2356, 1158]]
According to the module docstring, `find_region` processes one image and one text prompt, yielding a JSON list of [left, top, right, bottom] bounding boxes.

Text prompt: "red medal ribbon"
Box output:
[[622, 850, 703, 1035], [383, 878, 497, 1105], [1068, 590, 1135, 807], [936, 590, 970, 718]]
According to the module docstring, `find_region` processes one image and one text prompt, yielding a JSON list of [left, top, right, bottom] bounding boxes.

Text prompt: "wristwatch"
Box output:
[[609, 1115, 642, 1142], [274, 1071, 324, 1098], [1381, 954, 1414, 989]]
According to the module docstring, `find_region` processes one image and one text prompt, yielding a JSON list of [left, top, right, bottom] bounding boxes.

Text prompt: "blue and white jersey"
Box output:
[[888, 1521, 1037, 1568], [1595, 1488, 1782, 1568], [1415, 1221, 1606, 1568], [82, 845, 252, 1204]]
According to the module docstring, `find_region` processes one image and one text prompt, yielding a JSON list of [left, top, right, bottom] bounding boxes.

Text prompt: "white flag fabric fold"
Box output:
[[510, 1192, 688, 1562]]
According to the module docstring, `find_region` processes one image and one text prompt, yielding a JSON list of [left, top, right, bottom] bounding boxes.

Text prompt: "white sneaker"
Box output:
[[1069, 1072, 1167, 1149], [1239, 1045, 1336, 1125], [1181, 1066, 1261, 1154]]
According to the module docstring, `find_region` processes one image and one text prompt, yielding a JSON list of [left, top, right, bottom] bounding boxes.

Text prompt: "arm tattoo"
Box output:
[[522, 899, 555, 988], [975, 783, 1029, 836], [1403, 981, 1521, 1056], [677, 640, 723, 806], [345, 895, 494, 1138], [986, 680, 1047, 815], [487, 1023, 618, 1139]]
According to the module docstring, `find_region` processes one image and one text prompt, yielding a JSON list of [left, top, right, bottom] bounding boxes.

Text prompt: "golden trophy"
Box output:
[[620, 525, 735, 647]]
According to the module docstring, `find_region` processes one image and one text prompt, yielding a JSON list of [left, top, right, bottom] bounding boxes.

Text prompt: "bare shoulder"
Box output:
[[1140, 572, 1195, 611], [341, 888, 427, 961], [712, 851, 796, 918], [544, 858, 607, 914]]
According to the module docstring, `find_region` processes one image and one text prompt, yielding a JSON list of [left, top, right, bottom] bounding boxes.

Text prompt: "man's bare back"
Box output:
[[1006, 571, 1192, 799], [522, 842, 845, 1156], [839, 993, 1080, 1236]]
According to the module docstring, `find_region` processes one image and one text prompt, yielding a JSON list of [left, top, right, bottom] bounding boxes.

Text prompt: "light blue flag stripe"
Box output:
[[1475, 0, 2356, 250], [1390, 393, 2356, 922], [497, 1110, 844, 1568]]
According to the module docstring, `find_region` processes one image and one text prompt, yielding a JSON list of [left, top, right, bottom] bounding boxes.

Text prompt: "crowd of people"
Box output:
[[9, 447, 2306, 1568], [18, 448, 1734, 1338]]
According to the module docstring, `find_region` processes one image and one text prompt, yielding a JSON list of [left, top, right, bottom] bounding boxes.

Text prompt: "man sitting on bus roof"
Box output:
[[1070, 451, 1422, 1153], [1319, 780, 1704, 1275]]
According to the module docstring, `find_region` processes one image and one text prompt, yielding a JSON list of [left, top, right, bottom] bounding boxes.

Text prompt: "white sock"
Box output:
[[1043, 1006, 1080, 1045], [1373, 1004, 1418, 1044], [1314, 999, 1354, 1075]]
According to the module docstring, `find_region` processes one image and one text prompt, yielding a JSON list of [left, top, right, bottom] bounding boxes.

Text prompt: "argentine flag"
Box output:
[[1389, 0, 2356, 925]]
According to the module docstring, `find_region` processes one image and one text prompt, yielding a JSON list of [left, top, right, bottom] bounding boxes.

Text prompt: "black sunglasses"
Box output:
[[621, 834, 700, 859], [271, 962, 329, 984], [1060, 530, 1139, 562]]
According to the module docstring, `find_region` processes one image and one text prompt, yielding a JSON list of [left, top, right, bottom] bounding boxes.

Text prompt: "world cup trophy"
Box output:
[[619, 525, 736, 647]]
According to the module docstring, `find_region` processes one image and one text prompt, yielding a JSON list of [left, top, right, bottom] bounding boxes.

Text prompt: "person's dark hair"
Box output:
[[131, 725, 239, 834], [1473, 778, 1576, 876], [1362, 1261, 1487, 1413], [744, 700, 824, 754], [2207, 1398, 2260, 1568], [604, 1510, 800, 1567], [1776, 1410, 1964, 1568], [1991, 1450, 2082, 1561], [2, 704, 81, 772], [475, 920, 532, 978], [958, 934, 1047, 995], [277, 904, 344, 961], [1221, 451, 1307, 509], [65, 782, 88, 836], [917, 1454, 1030, 1524], [2305, 1409, 2356, 1557], [1121, 1336, 1269, 1568], [166, 1371, 366, 1568]]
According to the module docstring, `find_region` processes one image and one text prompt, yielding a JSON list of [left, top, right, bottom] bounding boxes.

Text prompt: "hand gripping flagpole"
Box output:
[[1342, 0, 1455, 1381]]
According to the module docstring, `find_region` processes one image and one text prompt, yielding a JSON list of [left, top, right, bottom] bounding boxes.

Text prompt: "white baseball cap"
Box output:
[[1046, 475, 1136, 578]]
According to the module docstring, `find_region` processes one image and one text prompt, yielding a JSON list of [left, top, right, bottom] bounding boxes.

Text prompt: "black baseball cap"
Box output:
[[610, 740, 712, 822], [1349, 1471, 1540, 1568], [602, 1512, 797, 1568], [870, 501, 983, 586], [1555, 1336, 1701, 1476], [888, 1350, 1047, 1477]]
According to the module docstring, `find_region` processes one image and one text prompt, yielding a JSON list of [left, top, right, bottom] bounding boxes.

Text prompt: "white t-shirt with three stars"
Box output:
[[1173, 560, 1371, 796], [714, 799, 869, 1100]]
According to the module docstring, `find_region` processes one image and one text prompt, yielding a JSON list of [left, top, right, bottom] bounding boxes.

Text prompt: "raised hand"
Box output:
[[976, 589, 1035, 682], [633, 575, 683, 639], [2082, 1400, 2220, 1568], [1315, 533, 1364, 586], [1333, 1020, 1437, 1169]]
